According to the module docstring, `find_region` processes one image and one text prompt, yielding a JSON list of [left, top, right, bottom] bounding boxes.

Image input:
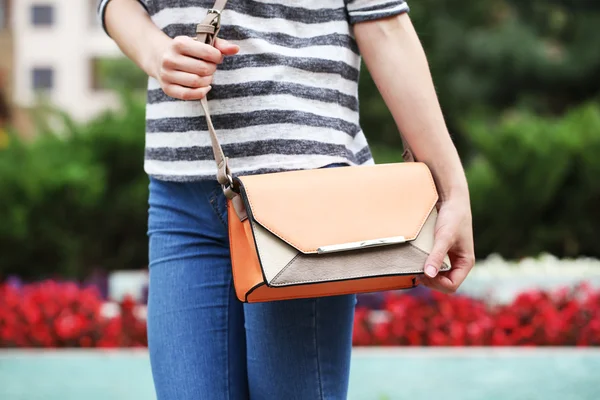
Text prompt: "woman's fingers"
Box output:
[[160, 70, 213, 89], [163, 84, 212, 101], [423, 227, 453, 278], [423, 203, 458, 278], [416, 274, 445, 292], [158, 52, 217, 100], [156, 36, 239, 100], [418, 199, 475, 293], [419, 253, 475, 294], [214, 38, 240, 56], [162, 53, 217, 77], [437, 251, 475, 293], [172, 35, 223, 64]]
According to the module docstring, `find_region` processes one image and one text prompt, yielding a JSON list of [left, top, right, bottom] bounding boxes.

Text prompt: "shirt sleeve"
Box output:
[[97, 0, 150, 36], [345, 0, 409, 24]]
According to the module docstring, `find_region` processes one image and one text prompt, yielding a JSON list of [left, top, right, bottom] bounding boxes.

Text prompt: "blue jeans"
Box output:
[[146, 174, 356, 399]]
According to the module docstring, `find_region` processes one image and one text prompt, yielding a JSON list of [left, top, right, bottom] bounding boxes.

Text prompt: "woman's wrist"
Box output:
[[421, 148, 470, 204], [428, 160, 470, 202], [437, 175, 470, 203], [104, 0, 171, 80], [439, 183, 470, 204], [140, 32, 172, 80]]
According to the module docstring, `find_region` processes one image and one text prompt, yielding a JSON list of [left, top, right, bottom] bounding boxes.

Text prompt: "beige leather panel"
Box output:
[[410, 208, 451, 271], [239, 163, 438, 254], [269, 243, 427, 287], [251, 219, 299, 282]]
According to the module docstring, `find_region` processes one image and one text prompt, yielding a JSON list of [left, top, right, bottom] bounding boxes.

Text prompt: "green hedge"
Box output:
[[1, 99, 600, 278], [360, 0, 600, 156], [373, 103, 600, 260], [465, 103, 600, 260], [0, 96, 149, 279]]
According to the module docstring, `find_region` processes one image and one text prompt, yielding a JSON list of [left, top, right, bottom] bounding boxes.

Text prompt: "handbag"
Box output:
[[195, 0, 450, 303]]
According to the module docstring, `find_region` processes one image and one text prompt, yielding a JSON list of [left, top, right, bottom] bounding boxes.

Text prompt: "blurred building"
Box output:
[[8, 0, 123, 124], [0, 0, 12, 127]]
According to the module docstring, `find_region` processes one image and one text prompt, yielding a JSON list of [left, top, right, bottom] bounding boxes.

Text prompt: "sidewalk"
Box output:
[[1, 348, 598, 400]]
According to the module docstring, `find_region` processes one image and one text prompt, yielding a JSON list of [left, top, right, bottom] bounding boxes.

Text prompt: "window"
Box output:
[[31, 4, 54, 26], [32, 67, 54, 90], [90, 57, 147, 91], [90, 58, 106, 91], [0, 0, 9, 30], [90, 0, 100, 28]]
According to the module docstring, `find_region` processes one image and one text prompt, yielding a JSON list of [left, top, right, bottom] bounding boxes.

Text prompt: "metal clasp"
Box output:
[[221, 173, 240, 199], [224, 172, 234, 189], [317, 236, 407, 254], [207, 8, 221, 28]]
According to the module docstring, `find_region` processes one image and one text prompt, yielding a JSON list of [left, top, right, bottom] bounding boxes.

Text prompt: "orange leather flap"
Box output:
[[237, 163, 438, 254]]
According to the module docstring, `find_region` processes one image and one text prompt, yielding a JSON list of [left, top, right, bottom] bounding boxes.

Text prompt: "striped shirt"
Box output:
[[98, 0, 409, 181]]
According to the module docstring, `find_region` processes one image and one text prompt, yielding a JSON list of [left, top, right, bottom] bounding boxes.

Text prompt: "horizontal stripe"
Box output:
[[162, 24, 359, 54], [144, 154, 366, 177], [147, 82, 358, 111], [145, 139, 358, 162], [151, 8, 351, 37], [149, 163, 385, 182], [146, 94, 357, 124], [233, 39, 356, 64], [347, 0, 405, 13], [149, 157, 385, 181], [349, 2, 408, 16], [146, 110, 361, 137], [348, 3, 409, 23], [150, 0, 347, 24], [97, 0, 109, 13], [145, 124, 369, 150], [219, 54, 358, 82], [147, 66, 358, 96], [250, 0, 344, 10], [355, 145, 374, 164], [147, 168, 306, 181]]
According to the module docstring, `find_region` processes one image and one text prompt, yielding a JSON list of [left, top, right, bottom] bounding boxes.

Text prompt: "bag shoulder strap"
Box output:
[[195, 1, 233, 194], [195, 0, 415, 196]]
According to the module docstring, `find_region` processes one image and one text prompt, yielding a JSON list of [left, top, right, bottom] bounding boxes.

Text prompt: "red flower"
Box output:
[[429, 330, 447, 346], [3, 280, 600, 348], [373, 321, 391, 345]]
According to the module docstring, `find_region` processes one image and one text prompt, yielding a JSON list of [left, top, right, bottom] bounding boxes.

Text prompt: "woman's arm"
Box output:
[[103, 0, 238, 100], [354, 13, 475, 293]]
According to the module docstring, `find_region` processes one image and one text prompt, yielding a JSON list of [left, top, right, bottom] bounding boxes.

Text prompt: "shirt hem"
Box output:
[[348, 3, 410, 25], [145, 157, 375, 183]]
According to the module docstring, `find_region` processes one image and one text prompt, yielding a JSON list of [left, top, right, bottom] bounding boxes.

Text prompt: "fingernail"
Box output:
[[425, 265, 438, 278]]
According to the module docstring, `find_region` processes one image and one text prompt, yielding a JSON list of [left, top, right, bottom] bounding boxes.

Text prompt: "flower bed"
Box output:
[[0, 281, 146, 348], [354, 284, 600, 346], [2, 280, 600, 347]]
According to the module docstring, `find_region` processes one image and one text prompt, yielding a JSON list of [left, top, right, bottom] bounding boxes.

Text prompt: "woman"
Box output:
[[99, 0, 475, 398]]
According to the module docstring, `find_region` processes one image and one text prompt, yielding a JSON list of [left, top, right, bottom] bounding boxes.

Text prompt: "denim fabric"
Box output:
[[146, 167, 356, 400]]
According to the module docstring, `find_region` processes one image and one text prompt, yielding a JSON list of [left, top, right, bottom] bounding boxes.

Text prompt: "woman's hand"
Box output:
[[103, 0, 239, 100], [152, 36, 239, 100], [418, 195, 475, 294]]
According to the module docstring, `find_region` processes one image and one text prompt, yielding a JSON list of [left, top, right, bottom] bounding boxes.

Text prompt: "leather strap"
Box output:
[[195, 0, 415, 199], [195, 1, 233, 195]]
